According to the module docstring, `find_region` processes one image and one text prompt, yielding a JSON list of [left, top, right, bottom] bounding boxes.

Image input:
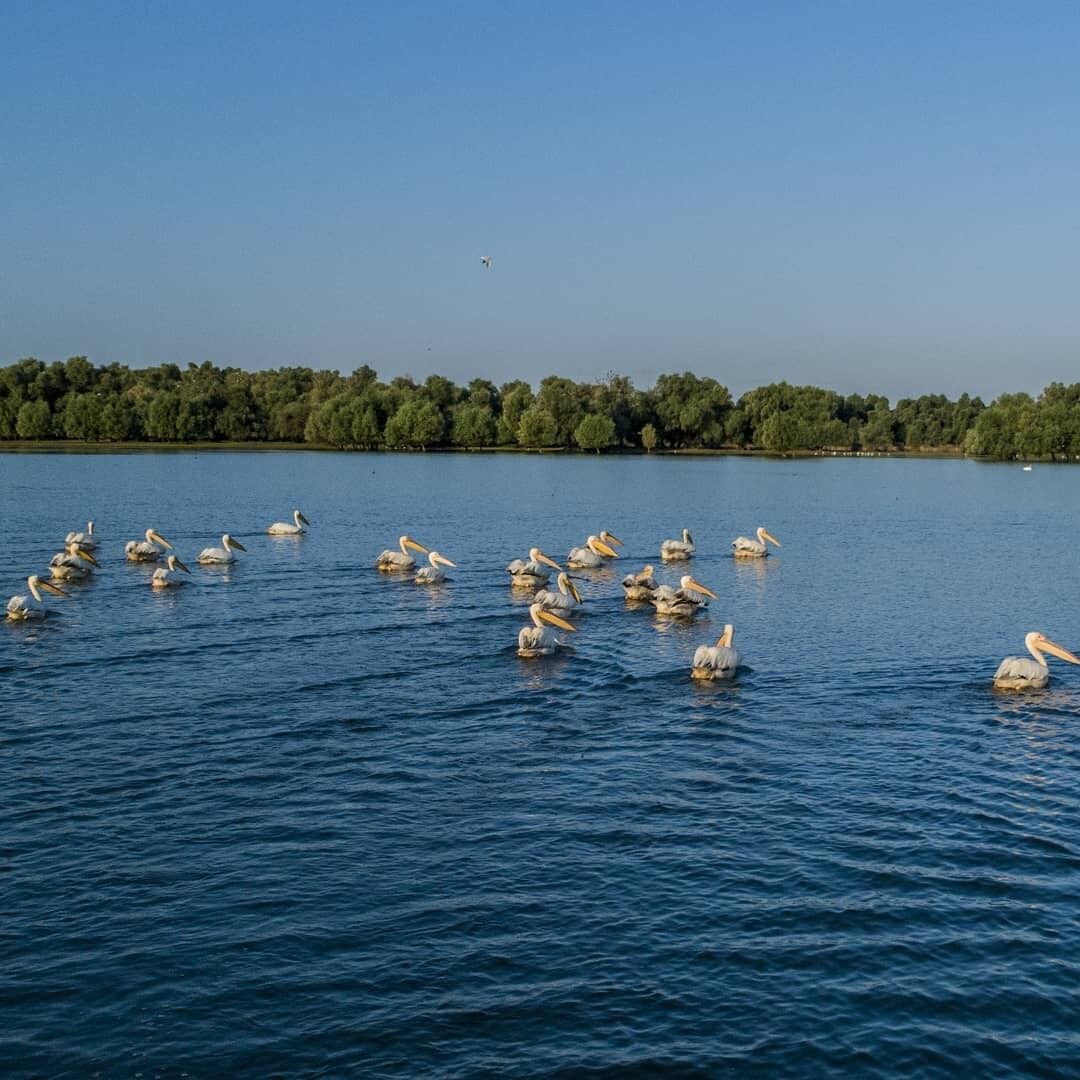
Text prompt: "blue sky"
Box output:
[[2, 2, 1078, 399]]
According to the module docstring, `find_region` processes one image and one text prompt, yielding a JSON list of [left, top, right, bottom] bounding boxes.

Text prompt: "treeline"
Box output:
[[0, 355, 1077, 459]]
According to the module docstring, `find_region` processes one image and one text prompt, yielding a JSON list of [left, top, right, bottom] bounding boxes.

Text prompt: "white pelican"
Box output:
[[125, 528, 173, 563], [7, 575, 69, 620], [622, 565, 658, 601], [567, 533, 620, 569], [198, 534, 247, 564], [376, 535, 429, 572], [732, 526, 781, 558], [692, 624, 741, 682], [535, 572, 583, 614], [151, 555, 192, 588], [267, 509, 310, 535], [651, 575, 718, 618], [65, 520, 96, 550], [993, 632, 1080, 690], [49, 542, 98, 581], [517, 602, 577, 658], [415, 551, 456, 584], [506, 547, 562, 588], [660, 528, 695, 561]]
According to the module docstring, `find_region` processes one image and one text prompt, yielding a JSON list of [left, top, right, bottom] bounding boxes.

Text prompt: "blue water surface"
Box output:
[[2, 451, 1079, 1077]]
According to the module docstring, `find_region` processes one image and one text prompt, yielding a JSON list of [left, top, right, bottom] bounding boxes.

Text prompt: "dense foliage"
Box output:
[[0, 355, 1075, 458]]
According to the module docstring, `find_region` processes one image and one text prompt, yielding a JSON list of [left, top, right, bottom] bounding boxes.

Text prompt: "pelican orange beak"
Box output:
[[593, 539, 619, 558], [763, 530, 782, 547], [717, 625, 734, 648], [405, 538, 429, 555], [539, 609, 577, 633], [688, 578, 718, 599], [176, 558, 192, 574], [299, 512, 311, 526], [231, 539, 247, 552], [76, 548, 98, 566], [568, 579, 583, 604], [537, 551, 562, 571], [1040, 637, 1080, 665], [434, 554, 456, 568], [150, 531, 173, 549], [40, 580, 70, 597], [601, 531, 623, 547]]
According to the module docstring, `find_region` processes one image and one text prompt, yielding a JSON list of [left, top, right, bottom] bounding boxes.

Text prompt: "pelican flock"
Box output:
[[651, 575, 718, 619], [49, 542, 98, 581], [622, 565, 658, 601], [126, 528, 172, 562], [660, 528, 694, 561], [65, 521, 96, 550], [535, 572, 583, 614], [732, 526, 781, 559], [506, 547, 561, 588], [567, 532, 621, 568], [267, 510, 310, 535]]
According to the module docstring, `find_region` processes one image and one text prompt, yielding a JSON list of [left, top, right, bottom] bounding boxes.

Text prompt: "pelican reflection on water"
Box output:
[[993, 632, 1080, 691]]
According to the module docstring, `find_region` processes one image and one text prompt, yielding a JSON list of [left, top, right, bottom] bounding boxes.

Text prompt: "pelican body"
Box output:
[[622, 565, 658, 601], [49, 542, 99, 581], [651, 575, 718, 618], [535, 572, 583, 614], [692, 624, 741, 681], [732, 526, 781, 559], [517, 603, 577, 658], [507, 547, 562, 588], [7, 576, 68, 620], [267, 509, 310, 535], [126, 528, 173, 563], [993, 632, 1080, 690], [151, 555, 192, 588], [661, 529, 695, 561], [65, 520, 96, 550], [198, 534, 247, 564], [567, 531, 621, 569], [377, 535, 429, 571], [415, 551, 456, 584]]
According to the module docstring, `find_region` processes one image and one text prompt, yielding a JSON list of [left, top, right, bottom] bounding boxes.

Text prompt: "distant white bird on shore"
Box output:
[[480, 255, 492, 270]]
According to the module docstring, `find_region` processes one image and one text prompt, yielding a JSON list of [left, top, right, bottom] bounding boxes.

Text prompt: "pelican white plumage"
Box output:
[[732, 526, 781, 558], [480, 255, 492, 270], [567, 532, 621, 568], [49, 542, 99, 581], [660, 528, 695, 561], [993, 632, 1080, 690], [651, 575, 718, 618], [517, 603, 577, 658], [125, 528, 173, 563], [415, 551, 456, 584], [506, 547, 562, 588], [267, 509, 310, 535], [622, 564, 658, 601], [692, 624, 741, 681], [198, 534, 247, 565], [65, 520, 96, 550], [151, 555, 192, 588], [535, 572, 583, 614], [7, 575, 68, 620], [376, 535, 429, 572]]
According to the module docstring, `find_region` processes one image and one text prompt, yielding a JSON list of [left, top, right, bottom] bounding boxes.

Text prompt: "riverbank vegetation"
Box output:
[[0, 356, 1075, 459]]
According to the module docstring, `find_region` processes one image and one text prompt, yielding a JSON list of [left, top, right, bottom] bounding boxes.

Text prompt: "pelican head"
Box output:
[[681, 575, 718, 599], [716, 624, 735, 648], [223, 534, 247, 552], [599, 530, 623, 548], [557, 572, 583, 603], [529, 603, 577, 633], [167, 554, 192, 574], [66, 543, 98, 566], [400, 535, 429, 555], [428, 551, 456, 568], [683, 528, 694, 545], [1026, 632, 1080, 666], [528, 547, 562, 571], [295, 510, 311, 527], [28, 575, 69, 602], [756, 526, 781, 548], [146, 528, 173, 550], [586, 535, 619, 558]]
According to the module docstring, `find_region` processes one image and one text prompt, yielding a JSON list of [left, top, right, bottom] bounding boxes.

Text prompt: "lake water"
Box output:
[[3, 451, 1080, 1077]]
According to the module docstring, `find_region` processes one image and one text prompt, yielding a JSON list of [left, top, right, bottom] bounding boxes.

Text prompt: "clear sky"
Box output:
[[3, 1, 1078, 400]]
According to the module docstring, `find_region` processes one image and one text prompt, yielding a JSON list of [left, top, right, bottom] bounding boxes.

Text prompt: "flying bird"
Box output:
[[480, 255, 492, 270]]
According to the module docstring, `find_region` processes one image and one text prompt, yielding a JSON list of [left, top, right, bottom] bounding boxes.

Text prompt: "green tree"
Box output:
[[62, 393, 105, 440], [451, 403, 497, 447], [574, 413, 616, 453], [16, 400, 52, 438], [517, 407, 558, 447], [640, 422, 657, 452]]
